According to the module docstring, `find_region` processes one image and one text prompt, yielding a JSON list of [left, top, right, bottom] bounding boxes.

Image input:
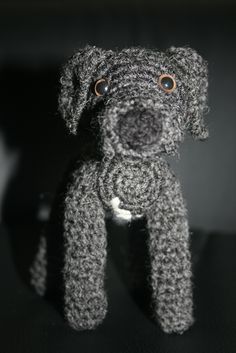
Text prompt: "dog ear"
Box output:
[[58, 45, 110, 134], [167, 47, 209, 140]]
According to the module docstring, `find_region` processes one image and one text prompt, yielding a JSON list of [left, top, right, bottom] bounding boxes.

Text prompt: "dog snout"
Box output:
[[117, 109, 162, 151]]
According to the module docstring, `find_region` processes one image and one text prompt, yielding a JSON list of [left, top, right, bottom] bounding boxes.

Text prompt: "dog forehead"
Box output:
[[102, 48, 172, 78], [94, 48, 175, 81], [113, 48, 164, 66], [118, 47, 159, 58]]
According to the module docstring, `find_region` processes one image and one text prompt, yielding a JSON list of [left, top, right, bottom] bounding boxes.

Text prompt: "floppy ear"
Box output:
[[167, 47, 209, 140], [58, 45, 110, 134]]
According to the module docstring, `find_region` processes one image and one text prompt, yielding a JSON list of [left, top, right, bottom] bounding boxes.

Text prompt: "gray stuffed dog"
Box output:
[[31, 45, 209, 334]]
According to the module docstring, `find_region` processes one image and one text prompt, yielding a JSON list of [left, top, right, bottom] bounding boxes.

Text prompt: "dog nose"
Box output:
[[118, 109, 162, 151]]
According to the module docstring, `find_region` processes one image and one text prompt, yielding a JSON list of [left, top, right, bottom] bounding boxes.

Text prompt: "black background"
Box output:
[[0, 1, 236, 352], [0, 3, 236, 231]]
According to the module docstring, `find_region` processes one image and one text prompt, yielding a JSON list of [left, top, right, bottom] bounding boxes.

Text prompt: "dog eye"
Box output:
[[94, 78, 109, 96], [158, 74, 176, 93]]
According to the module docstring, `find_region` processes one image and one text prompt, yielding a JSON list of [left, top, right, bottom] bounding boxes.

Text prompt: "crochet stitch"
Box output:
[[30, 45, 209, 334]]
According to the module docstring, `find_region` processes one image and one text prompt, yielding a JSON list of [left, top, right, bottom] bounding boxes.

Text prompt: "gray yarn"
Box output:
[[30, 45, 209, 334]]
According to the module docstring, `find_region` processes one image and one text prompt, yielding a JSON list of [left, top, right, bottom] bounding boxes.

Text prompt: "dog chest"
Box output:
[[98, 157, 161, 215]]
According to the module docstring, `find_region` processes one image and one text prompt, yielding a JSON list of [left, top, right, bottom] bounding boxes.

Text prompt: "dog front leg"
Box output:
[[146, 180, 194, 334], [63, 183, 107, 330]]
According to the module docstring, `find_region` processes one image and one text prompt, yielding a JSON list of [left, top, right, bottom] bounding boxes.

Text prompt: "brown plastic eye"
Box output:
[[158, 74, 176, 93], [94, 78, 109, 96]]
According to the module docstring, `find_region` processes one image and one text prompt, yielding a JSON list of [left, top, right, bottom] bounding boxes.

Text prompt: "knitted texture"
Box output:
[[31, 45, 209, 334]]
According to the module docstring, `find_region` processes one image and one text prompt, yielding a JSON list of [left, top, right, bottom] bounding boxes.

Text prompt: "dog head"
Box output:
[[59, 45, 209, 158]]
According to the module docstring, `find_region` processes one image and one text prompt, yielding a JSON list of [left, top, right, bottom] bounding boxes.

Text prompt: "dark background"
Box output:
[[0, 1, 236, 353], [0, 1, 236, 232]]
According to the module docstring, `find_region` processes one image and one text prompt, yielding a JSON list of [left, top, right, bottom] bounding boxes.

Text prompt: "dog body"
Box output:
[[31, 46, 209, 334]]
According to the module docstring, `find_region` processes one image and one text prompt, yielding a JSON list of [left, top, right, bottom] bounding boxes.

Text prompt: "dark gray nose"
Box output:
[[117, 109, 162, 151]]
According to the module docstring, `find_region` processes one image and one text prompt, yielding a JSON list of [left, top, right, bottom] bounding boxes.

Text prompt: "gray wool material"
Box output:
[[30, 45, 209, 334]]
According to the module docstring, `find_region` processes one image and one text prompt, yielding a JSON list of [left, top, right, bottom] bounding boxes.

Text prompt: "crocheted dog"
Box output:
[[31, 45, 209, 334]]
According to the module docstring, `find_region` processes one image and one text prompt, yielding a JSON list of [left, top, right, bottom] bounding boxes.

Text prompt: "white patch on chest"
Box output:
[[110, 197, 143, 222]]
